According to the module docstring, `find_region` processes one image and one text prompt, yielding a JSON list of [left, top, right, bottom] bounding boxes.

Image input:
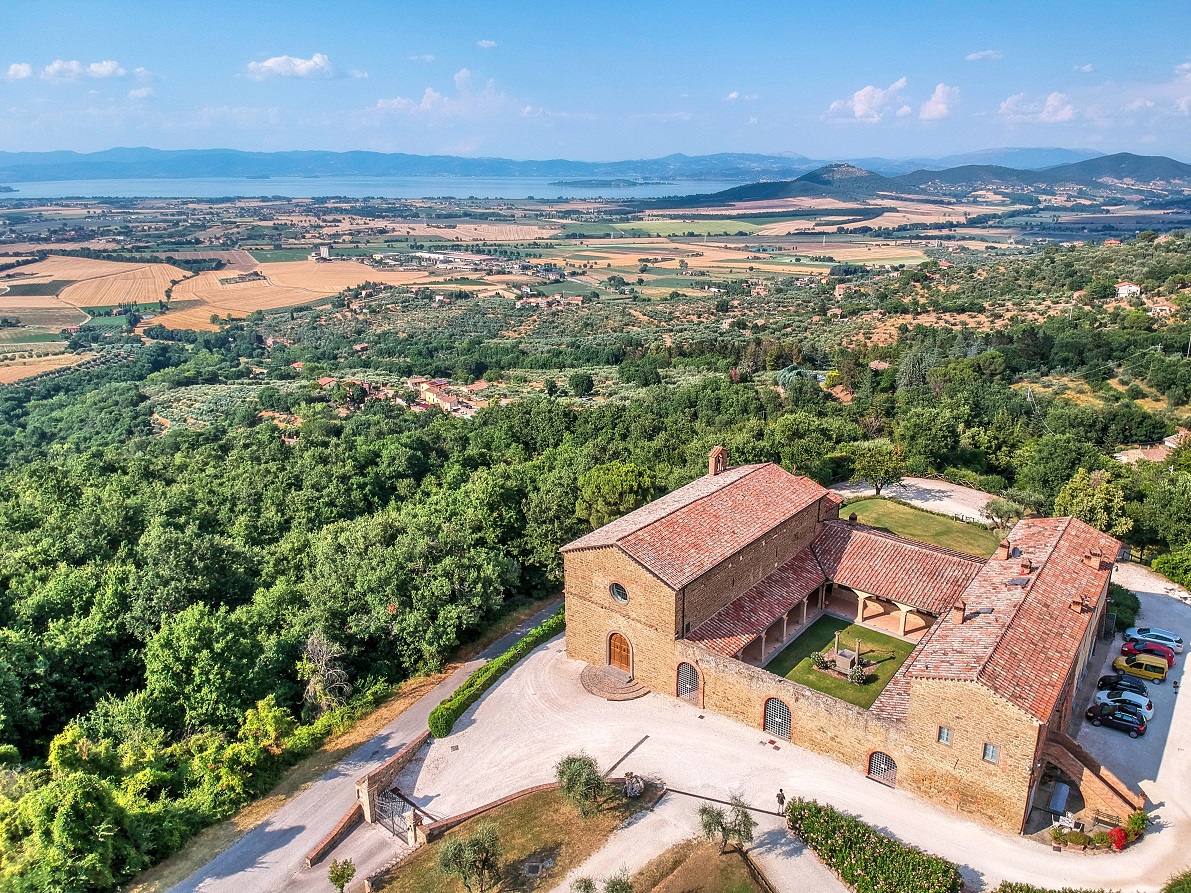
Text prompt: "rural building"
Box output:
[[1115, 281, 1141, 299], [562, 450, 1142, 834]]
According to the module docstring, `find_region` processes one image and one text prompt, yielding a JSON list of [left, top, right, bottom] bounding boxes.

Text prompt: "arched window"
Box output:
[[609, 582, 629, 603], [763, 697, 791, 739], [868, 751, 898, 786], [677, 662, 699, 703]]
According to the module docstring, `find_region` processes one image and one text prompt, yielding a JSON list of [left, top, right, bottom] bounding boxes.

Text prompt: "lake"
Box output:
[[0, 176, 747, 201]]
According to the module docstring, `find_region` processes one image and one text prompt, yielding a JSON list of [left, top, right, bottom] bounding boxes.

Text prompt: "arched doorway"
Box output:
[[868, 751, 897, 786], [763, 697, 791, 739], [609, 633, 632, 673], [677, 662, 699, 703]]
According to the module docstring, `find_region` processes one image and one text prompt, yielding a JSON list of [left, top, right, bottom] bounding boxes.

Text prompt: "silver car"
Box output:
[[1125, 626, 1184, 653], [1094, 688, 1155, 720]]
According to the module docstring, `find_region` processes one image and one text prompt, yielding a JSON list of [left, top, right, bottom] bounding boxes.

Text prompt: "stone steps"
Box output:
[[580, 665, 650, 701]]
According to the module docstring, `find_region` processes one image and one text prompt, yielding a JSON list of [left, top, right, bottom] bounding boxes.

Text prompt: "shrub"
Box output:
[[785, 798, 961, 893], [993, 885, 1116, 893], [555, 753, 613, 818], [1049, 826, 1067, 845], [1109, 827, 1126, 850], [848, 665, 868, 685], [428, 608, 564, 737], [1124, 809, 1149, 841], [1165, 870, 1191, 893], [1091, 830, 1111, 848], [1108, 583, 1140, 632], [810, 651, 830, 670], [1065, 830, 1091, 847]]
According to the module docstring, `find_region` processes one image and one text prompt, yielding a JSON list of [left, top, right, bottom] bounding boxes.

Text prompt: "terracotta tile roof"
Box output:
[[812, 520, 984, 615], [869, 633, 935, 722], [906, 517, 1120, 722], [561, 464, 829, 590], [687, 545, 825, 656]]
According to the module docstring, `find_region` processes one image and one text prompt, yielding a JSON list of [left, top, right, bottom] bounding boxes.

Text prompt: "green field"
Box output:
[[765, 615, 914, 709], [1, 280, 73, 296], [845, 498, 1000, 557], [614, 219, 762, 236], [0, 331, 62, 344]]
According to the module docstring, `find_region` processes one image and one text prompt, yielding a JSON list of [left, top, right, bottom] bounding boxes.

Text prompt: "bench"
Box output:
[[1092, 809, 1123, 829]]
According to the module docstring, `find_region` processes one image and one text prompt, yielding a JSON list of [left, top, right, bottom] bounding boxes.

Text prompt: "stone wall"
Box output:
[[355, 729, 432, 824]]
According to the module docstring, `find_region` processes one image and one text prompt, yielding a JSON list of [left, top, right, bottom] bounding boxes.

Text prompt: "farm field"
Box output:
[[59, 263, 188, 307], [0, 352, 89, 383]]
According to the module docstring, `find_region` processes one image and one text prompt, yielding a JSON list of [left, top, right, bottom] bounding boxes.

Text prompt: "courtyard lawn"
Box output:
[[845, 498, 1000, 557], [631, 839, 765, 893], [765, 616, 915, 709]]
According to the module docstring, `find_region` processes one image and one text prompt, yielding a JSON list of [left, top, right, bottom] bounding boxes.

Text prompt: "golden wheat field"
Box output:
[[59, 264, 189, 307], [0, 353, 91, 384]]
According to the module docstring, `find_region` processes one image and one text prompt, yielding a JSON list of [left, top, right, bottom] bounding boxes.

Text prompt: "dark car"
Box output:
[[1097, 673, 1149, 697], [1120, 640, 1177, 667], [1085, 703, 1147, 738]]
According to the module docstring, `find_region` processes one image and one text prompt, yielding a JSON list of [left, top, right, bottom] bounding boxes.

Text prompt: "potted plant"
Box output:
[[1066, 830, 1091, 851], [1049, 827, 1066, 851], [1109, 827, 1127, 850], [1092, 830, 1112, 850]]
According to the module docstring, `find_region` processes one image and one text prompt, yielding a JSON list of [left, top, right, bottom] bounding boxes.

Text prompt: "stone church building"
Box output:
[[562, 448, 1144, 833]]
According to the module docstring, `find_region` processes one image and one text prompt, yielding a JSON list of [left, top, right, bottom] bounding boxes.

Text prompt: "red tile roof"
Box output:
[[812, 521, 984, 615], [687, 545, 825, 656], [904, 517, 1119, 722], [561, 463, 830, 590]]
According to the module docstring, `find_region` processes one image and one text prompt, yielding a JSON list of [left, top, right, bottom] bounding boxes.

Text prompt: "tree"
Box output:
[[983, 497, 1025, 531], [575, 463, 653, 529], [555, 753, 612, 818], [1054, 468, 1134, 536], [698, 795, 757, 854], [848, 439, 906, 496], [328, 858, 355, 893], [544, 379, 559, 397], [297, 632, 352, 716], [437, 823, 502, 893], [568, 371, 594, 397]]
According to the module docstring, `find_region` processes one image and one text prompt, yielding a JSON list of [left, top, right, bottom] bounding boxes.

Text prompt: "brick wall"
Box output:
[[900, 677, 1040, 832], [356, 729, 432, 824]]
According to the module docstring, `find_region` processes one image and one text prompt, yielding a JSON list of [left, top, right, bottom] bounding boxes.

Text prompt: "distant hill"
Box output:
[[935, 147, 1103, 170], [650, 163, 917, 208], [896, 153, 1191, 191]]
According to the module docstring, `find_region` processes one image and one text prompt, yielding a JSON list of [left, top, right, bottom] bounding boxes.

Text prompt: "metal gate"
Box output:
[[763, 698, 791, 740], [868, 751, 898, 786], [677, 662, 699, 702], [375, 789, 409, 842]]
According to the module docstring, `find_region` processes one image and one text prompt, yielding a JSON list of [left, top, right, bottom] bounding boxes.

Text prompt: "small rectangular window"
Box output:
[[937, 726, 952, 745], [983, 743, 1000, 764]]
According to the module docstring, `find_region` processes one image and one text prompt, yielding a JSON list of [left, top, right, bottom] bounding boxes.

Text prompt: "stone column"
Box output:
[[856, 595, 867, 624], [898, 607, 910, 637]]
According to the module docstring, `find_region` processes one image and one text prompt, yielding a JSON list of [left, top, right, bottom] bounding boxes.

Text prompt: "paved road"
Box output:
[[830, 476, 994, 523], [168, 602, 560, 893]]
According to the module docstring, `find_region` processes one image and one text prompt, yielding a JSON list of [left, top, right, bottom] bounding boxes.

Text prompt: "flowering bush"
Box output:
[[810, 651, 831, 670], [1109, 827, 1127, 850], [785, 798, 961, 893], [848, 665, 868, 685]]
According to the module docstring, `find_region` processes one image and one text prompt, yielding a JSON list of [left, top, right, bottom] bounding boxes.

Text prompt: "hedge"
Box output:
[[428, 607, 564, 737], [994, 886, 1116, 893], [784, 798, 961, 893]]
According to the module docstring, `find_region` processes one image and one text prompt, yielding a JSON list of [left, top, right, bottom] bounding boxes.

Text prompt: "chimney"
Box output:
[[1019, 556, 1032, 575], [708, 446, 728, 477], [1082, 547, 1103, 570], [848, 512, 858, 523], [951, 600, 966, 624], [993, 540, 1011, 560]]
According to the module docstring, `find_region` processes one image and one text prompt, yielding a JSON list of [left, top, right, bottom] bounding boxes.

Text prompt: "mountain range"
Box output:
[[0, 146, 1108, 185]]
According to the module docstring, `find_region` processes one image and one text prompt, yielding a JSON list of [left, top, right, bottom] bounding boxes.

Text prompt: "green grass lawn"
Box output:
[[765, 615, 914, 709], [845, 498, 1001, 557]]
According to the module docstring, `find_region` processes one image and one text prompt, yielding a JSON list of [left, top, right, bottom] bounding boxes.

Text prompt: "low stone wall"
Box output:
[[304, 801, 363, 869], [423, 783, 559, 840], [355, 729, 432, 824]]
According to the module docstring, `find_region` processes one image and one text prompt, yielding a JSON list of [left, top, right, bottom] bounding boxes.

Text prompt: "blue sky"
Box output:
[[3, 0, 1191, 160]]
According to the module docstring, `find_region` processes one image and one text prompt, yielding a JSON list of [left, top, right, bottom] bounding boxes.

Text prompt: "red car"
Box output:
[[1120, 640, 1177, 667]]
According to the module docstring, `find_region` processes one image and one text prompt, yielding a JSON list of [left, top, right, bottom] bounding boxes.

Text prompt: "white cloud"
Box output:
[[828, 76, 907, 121], [999, 91, 1075, 123], [88, 60, 125, 78], [965, 50, 1002, 61], [128, 86, 154, 100], [411, 54, 436, 62], [746, 116, 758, 125], [919, 82, 959, 120], [896, 104, 912, 117], [1177, 62, 1191, 80], [133, 67, 152, 79], [1075, 63, 1094, 73], [1125, 97, 1154, 111], [349, 69, 369, 79], [374, 67, 510, 119], [723, 90, 739, 102], [41, 59, 131, 81], [476, 39, 497, 48], [6, 63, 32, 80], [246, 53, 334, 80]]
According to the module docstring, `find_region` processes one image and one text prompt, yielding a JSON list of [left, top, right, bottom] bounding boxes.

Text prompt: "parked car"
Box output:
[[1120, 640, 1177, 667], [1085, 703, 1147, 738], [1114, 653, 1169, 683], [1094, 689, 1154, 720], [1096, 673, 1149, 697], [1124, 626, 1184, 653]]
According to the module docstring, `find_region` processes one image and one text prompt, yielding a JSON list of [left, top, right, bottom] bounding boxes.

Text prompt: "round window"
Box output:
[[609, 582, 629, 603]]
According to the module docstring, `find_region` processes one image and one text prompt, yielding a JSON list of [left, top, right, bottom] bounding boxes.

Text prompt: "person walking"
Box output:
[[776, 788, 786, 810]]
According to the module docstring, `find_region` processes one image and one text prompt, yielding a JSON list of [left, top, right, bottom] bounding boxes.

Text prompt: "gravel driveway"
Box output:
[[830, 476, 995, 523]]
